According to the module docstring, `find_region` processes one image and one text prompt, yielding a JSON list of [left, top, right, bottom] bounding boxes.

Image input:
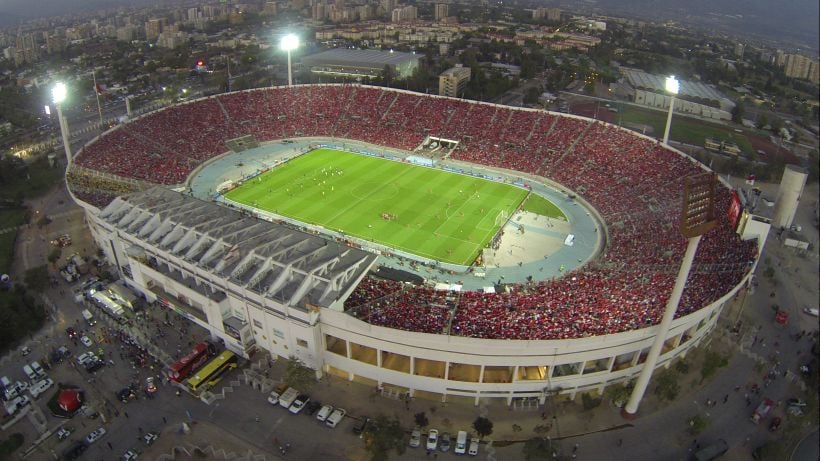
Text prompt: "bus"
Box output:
[[168, 341, 216, 383], [185, 351, 238, 393]]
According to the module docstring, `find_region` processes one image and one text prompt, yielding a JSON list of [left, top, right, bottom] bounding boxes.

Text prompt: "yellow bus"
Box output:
[[186, 351, 238, 393]]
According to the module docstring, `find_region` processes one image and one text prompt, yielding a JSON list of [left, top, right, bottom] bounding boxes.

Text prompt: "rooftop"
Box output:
[[99, 188, 377, 310], [302, 48, 420, 67]]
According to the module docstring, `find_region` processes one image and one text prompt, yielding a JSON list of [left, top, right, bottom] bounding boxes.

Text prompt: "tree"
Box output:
[[700, 351, 728, 383], [731, 102, 744, 124], [362, 415, 407, 461], [24, 266, 49, 292], [413, 412, 428, 428], [653, 368, 680, 401], [604, 381, 634, 408], [379, 65, 396, 87], [523, 86, 542, 106], [283, 356, 315, 390], [472, 416, 493, 438]]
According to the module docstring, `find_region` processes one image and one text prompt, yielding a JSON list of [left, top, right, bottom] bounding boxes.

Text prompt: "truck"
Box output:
[[278, 387, 299, 409], [751, 398, 774, 424], [81, 309, 96, 326]]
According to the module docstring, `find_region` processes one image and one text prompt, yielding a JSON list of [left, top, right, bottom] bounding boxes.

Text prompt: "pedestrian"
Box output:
[[107, 442, 112, 450], [616, 439, 622, 447], [573, 443, 579, 452], [723, 394, 729, 404], [124, 411, 129, 418], [162, 416, 167, 423]]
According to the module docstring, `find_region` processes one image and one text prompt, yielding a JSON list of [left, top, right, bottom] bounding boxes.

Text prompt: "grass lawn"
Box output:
[[617, 106, 754, 154], [522, 194, 566, 220], [225, 149, 532, 265]]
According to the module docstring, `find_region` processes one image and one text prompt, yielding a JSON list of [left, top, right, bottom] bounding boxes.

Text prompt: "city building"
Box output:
[[532, 7, 561, 21], [144, 18, 163, 41], [391, 5, 417, 22], [301, 48, 420, 79], [781, 53, 819, 82], [623, 68, 734, 120], [439, 64, 471, 97], [434, 3, 449, 22]]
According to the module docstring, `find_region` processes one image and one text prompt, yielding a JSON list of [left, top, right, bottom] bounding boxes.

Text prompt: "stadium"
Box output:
[[67, 84, 763, 405]]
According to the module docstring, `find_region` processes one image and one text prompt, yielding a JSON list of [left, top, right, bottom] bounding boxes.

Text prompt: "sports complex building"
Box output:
[[66, 84, 769, 405]]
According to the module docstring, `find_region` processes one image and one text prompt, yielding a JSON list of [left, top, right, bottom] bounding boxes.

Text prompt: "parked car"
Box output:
[[121, 449, 140, 461], [289, 394, 310, 414], [29, 378, 54, 399], [66, 327, 77, 339], [439, 432, 451, 452], [751, 398, 774, 424], [316, 404, 334, 422], [142, 432, 159, 445], [56, 427, 72, 440], [20, 346, 31, 356], [409, 428, 422, 448], [76, 352, 97, 366], [80, 336, 93, 347], [325, 408, 346, 428], [468, 437, 480, 456], [426, 429, 439, 451], [267, 383, 288, 405], [85, 427, 107, 444], [353, 416, 369, 435], [305, 400, 322, 416], [454, 431, 468, 454]]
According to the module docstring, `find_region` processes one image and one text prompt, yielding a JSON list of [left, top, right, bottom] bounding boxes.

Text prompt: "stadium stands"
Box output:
[[72, 84, 757, 340]]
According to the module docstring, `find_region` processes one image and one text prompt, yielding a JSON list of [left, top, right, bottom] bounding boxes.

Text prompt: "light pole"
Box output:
[[280, 34, 299, 87], [623, 174, 717, 417], [52, 82, 72, 166], [662, 76, 679, 146]]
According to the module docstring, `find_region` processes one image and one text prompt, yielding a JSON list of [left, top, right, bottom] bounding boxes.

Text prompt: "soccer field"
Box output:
[[224, 148, 530, 265]]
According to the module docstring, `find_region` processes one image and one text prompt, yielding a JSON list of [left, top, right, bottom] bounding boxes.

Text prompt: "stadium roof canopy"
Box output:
[[622, 68, 729, 103], [99, 188, 377, 310], [302, 48, 420, 68]]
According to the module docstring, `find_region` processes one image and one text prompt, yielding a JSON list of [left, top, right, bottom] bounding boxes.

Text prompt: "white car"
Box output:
[[80, 336, 93, 347], [316, 404, 334, 421], [56, 427, 72, 440], [325, 408, 346, 428], [468, 437, 479, 456], [76, 352, 97, 366], [121, 449, 140, 460], [289, 395, 310, 414], [29, 378, 54, 399], [803, 307, 819, 317], [142, 432, 159, 445], [409, 428, 422, 448], [85, 427, 107, 444], [426, 429, 439, 451]]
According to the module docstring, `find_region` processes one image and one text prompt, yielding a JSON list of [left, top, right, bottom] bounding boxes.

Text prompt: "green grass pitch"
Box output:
[[225, 148, 531, 265]]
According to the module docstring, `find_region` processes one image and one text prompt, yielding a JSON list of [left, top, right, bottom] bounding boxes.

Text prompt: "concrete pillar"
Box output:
[[624, 235, 701, 416], [773, 165, 808, 229]]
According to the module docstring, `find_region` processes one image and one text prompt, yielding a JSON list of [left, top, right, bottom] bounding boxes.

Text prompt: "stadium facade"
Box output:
[[69, 84, 766, 404]]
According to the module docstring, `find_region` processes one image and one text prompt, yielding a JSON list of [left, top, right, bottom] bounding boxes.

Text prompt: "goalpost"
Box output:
[[494, 209, 509, 228]]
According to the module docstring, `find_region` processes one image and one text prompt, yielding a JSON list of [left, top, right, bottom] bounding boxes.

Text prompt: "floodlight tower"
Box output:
[[623, 173, 717, 418], [52, 82, 72, 166], [280, 34, 299, 87], [662, 76, 679, 146]]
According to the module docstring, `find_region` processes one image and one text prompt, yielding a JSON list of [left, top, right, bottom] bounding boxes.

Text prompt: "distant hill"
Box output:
[[565, 0, 819, 51]]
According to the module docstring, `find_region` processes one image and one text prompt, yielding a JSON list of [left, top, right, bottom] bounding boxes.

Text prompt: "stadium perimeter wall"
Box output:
[[70, 84, 761, 404]]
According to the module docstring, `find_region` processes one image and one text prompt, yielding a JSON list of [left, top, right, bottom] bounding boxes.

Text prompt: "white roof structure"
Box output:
[[622, 68, 730, 104], [98, 188, 377, 310]]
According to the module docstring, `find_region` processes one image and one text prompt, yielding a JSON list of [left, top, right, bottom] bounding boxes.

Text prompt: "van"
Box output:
[[278, 387, 299, 409], [455, 431, 468, 454], [31, 361, 45, 379], [0, 376, 10, 390], [22, 364, 38, 381], [468, 437, 479, 456], [82, 309, 96, 326]]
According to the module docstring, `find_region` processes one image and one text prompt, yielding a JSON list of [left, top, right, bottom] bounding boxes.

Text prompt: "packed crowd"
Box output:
[[73, 84, 758, 340]]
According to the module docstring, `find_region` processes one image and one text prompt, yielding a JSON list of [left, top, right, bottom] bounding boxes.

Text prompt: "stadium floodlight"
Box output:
[[623, 173, 716, 418], [280, 34, 299, 87], [52, 82, 72, 166], [52, 82, 67, 104], [662, 76, 679, 145]]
